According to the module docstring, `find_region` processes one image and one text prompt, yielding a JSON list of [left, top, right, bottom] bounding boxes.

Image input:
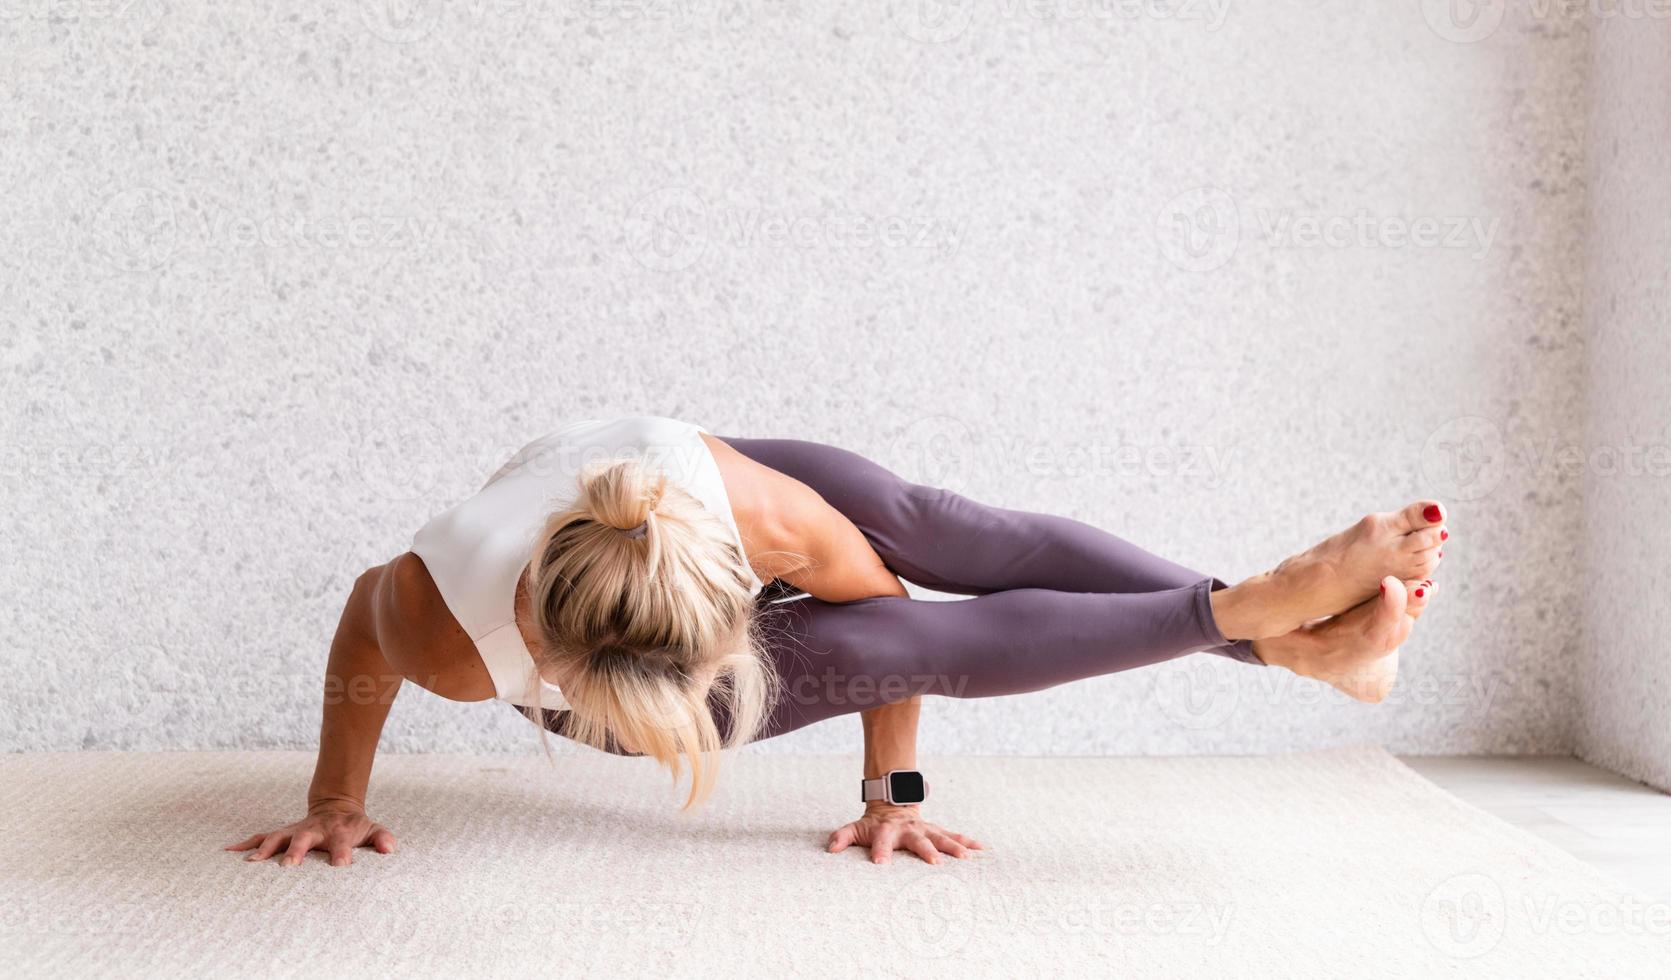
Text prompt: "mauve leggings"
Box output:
[[537, 436, 1261, 746]]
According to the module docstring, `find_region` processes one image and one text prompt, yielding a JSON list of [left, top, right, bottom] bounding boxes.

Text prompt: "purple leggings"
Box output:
[[538, 436, 1261, 745]]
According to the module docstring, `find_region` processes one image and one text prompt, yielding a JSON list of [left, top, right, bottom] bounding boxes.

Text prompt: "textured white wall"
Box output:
[[2, 2, 1594, 757], [1577, 13, 1671, 792]]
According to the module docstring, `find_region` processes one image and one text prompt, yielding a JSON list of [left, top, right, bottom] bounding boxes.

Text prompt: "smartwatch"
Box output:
[[860, 770, 929, 805]]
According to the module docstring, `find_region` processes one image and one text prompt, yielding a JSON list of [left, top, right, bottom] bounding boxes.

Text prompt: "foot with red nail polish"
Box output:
[[1407, 578, 1437, 619], [1249, 576, 1414, 703], [1209, 500, 1448, 640]]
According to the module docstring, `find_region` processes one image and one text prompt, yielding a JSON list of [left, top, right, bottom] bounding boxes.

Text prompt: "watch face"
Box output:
[[888, 770, 926, 804]]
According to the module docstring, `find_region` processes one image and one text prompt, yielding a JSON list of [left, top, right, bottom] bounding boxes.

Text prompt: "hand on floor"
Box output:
[[827, 804, 985, 865], [225, 801, 397, 868]]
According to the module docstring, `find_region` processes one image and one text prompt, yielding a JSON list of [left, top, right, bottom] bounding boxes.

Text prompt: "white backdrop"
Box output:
[[1, 2, 1629, 764], [1578, 12, 1671, 792]]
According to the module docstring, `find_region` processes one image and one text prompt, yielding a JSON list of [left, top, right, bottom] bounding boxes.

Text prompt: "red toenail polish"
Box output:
[[1424, 505, 1442, 523], [1415, 588, 1425, 598], [1440, 529, 1449, 541]]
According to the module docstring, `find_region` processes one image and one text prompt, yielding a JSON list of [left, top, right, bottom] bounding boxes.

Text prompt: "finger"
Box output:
[[928, 831, 969, 859], [226, 834, 265, 852], [328, 842, 354, 868], [827, 825, 857, 854], [903, 832, 940, 866], [248, 832, 290, 862], [870, 827, 899, 865], [945, 831, 986, 850], [367, 826, 398, 854], [281, 831, 322, 867]]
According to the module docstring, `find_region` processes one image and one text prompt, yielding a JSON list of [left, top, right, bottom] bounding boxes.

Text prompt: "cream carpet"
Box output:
[[3, 747, 1667, 978]]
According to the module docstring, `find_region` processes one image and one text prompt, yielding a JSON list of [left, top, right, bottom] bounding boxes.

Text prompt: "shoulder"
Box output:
[[701, 434, 898, 598], [701, 435, 814, 561], [368, 553, 497, 702]]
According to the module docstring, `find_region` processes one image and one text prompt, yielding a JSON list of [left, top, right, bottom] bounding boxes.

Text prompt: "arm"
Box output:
[[308, 555, 494, 807], [763, 478, 983, 865], [227, 556, 491, 867], [306, 567, 402, 814]]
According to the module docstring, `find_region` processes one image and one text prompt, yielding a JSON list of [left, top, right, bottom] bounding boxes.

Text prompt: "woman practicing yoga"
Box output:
[[227, 416, 1446, 867]]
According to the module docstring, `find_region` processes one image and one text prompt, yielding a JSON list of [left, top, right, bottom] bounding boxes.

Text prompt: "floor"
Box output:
[[1402, 755, 1671, 902], [8, 747, 1671, 977]]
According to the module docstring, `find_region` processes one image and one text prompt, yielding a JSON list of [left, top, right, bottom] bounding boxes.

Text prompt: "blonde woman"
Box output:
[[228, 416, 1446, 867]]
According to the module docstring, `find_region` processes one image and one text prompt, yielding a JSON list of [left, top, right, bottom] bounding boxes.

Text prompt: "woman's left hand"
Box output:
[[827, 804, 986, 865]]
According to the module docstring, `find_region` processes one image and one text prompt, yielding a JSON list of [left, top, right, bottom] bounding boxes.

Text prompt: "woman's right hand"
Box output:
[[225, 802, 397, 868]]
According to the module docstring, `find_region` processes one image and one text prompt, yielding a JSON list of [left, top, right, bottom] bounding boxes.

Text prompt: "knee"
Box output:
[[772, 599, 912, 709]]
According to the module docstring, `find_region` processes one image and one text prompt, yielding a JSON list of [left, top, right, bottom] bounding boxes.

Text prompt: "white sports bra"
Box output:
[[410, 416, 764, 709]]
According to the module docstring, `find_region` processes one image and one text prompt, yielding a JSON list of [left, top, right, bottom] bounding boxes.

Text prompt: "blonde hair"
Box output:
[[524, 458, 775, 808]]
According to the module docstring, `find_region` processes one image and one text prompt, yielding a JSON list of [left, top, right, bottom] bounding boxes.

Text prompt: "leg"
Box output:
[[720, 435, 1213, 595], [719, 435, 1256, 660], [537, 575, 1439, 747], [750, 581, 1239, 741], [722, 435, 1448, 642], [749, 565, 1446, 741]]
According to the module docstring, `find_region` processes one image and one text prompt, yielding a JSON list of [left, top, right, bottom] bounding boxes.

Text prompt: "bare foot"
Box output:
[[1252, 576, 1430, 703], [1212, 501, 1447, 640]]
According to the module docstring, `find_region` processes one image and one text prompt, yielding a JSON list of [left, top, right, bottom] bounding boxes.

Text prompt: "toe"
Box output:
[[1406, 578, 1435, 620], [1372, 576, 1411, 644], [1408, 547, 1441, 578], [1376, 576, 1409, 615], [1394, 500, 1446, 533], [1403, 526, 1445, 551]]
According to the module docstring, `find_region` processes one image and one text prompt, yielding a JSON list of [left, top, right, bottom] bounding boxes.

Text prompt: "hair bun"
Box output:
[[579, 459, 666, 532]]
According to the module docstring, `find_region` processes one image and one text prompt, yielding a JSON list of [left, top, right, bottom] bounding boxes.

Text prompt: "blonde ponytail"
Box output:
[[525, 459, 775, 808]]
